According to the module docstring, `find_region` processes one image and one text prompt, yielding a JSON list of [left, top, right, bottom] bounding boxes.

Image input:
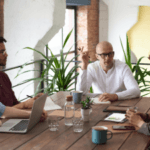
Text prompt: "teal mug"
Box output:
[[92, 126, 113, 144]]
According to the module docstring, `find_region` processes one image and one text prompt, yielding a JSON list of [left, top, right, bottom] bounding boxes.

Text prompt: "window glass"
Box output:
[[63, 9, 75, 53]]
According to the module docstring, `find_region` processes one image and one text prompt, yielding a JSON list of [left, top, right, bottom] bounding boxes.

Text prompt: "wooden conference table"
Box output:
[[0, 91, 150, 150]]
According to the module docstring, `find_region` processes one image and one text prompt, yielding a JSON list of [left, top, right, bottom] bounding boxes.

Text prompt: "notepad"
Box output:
[[44, 97, 62, 111], [104, 113, 126, 122], [91, 98, 111, 104]]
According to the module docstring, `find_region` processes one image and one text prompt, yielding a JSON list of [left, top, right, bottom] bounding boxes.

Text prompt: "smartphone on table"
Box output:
[[112, 125, 135, 130]]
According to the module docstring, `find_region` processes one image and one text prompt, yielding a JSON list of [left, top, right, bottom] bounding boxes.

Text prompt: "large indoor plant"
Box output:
[[14, 29, 80, 97], [14, 51, 59, 97], [47, 29, 80, 92], [120, 35, 150, 96], [80, 96, 93, 121]]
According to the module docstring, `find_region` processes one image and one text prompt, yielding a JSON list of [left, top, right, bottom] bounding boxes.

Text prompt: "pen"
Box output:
[[26, 95, 33, 98]]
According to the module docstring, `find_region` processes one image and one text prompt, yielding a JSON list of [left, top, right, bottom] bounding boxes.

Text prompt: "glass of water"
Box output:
[[73, 117, 83, 133], [127, 106, 138, 113], [47, 116, 59, 131]]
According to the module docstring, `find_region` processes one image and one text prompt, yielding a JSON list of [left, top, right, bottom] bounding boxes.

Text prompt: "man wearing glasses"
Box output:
[[76, 41, 140, 102]]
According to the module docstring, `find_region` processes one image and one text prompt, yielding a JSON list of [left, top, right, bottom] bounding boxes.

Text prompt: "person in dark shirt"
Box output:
[[0, 37, 47, 121]]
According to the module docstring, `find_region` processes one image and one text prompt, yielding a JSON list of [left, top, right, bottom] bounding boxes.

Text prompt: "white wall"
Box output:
[[99, 0, 108, 42], [4, 0, 66, 100], [100, 0, 150, 61]]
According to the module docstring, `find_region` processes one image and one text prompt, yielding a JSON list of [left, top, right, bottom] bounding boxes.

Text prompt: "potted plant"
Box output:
[[80, 96, 93, 121], [14, 29, 80, 99], [120, 35, 150, 96]]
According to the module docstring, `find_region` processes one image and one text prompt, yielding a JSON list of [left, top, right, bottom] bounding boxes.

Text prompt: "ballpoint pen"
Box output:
[[26, 95, 33, 98]]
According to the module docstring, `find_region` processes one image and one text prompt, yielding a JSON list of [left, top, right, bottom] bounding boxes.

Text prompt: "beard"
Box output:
[[104, 61, 113, 69], [0, 59, 6, 66]]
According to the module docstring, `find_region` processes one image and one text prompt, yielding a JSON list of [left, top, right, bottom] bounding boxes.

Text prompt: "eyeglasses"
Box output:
[[0, 50, 6, 55], [97, 52, 114, 59]]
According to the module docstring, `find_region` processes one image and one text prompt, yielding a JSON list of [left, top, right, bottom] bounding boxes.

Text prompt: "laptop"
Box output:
[[0, 93, 47, 133]]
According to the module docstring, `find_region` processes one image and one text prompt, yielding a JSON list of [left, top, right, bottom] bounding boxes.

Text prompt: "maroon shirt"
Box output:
[[0, 71, 19, 106]]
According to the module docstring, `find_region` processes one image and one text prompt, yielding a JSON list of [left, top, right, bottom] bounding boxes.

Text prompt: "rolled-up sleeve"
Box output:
[[116, 65, 141, 100], [76, 68, 93, 95], [0, 102, 6, 117], [138, 122, 150, 136]]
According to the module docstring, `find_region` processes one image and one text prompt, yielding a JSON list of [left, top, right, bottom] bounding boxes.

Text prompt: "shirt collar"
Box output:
[[98, 59, 115, 74]]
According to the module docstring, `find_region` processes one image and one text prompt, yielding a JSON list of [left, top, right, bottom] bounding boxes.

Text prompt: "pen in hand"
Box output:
[[26, 95, 33, 98]]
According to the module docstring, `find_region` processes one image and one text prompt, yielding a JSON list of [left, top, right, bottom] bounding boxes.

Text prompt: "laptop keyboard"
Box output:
[[9, 120, 29, 131]]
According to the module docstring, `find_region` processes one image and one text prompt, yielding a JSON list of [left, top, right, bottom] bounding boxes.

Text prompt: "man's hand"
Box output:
[[125, 110, 145, 128], [34, 93, 44, 100], [136, 112, 147, 121], [40, 110, 47, 122], [23, 93, 44, 109], [78, 46, 89, 70], [99, 93, 118, 102]]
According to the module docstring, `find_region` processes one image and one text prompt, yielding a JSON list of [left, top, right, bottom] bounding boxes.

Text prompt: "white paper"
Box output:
[[91, 98, 111, 104], [85, 93, 102, 98], [104, 113, 126, 122], [44, 97, 62, 111]]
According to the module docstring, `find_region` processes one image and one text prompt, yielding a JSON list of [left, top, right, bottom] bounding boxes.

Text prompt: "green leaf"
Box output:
[[12, 77, 43, 88], [15, 60, 32, 78], [15, 69, 40, 79], [119, 36, 127, 63], [63, 28, 73, 48], [24, 47, 49, 62], [90, 87, 93, 93]]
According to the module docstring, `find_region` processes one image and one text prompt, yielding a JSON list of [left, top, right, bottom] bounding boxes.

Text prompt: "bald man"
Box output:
[[76, 41, 140, 102]]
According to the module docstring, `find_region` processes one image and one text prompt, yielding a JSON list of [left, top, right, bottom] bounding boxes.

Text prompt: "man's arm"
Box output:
[[1, 106, 31, 119], [126, 110, 150, 136], [76, 47, 93, 94], [138, 113, 150, 135], [76, 69, 93, 94], [13, 93, 44, 109], [138, 123, 150, 136], [116, 66, 141, 100]]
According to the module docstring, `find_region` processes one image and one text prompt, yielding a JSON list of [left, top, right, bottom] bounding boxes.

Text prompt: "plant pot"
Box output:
[[81, 108, 92, 122]]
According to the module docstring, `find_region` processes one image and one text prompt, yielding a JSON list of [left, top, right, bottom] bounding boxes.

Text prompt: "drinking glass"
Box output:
[[47, 116, 59, 131], [127, 106, 138, 113], [73, 117, 83, 132]]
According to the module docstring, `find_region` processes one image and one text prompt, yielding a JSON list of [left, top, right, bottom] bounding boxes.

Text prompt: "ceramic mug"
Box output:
[[70, 91, 83, 104], [92, 126, 113, 144]]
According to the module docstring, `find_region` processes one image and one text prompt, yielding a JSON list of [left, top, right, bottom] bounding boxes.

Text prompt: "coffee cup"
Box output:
[[92, 126, 113, 144], [70, 91, 83, 104]]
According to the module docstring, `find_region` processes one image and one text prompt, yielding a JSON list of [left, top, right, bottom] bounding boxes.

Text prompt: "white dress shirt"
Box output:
[[76, 59, 141, 100]]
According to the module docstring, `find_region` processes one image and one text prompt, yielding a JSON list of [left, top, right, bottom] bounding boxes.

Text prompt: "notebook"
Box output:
[[103, 105, 130, 113], [91, 98, 111, 104], [104, 113, 127, 123]]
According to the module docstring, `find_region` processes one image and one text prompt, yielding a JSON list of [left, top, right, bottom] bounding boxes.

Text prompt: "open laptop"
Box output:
[[0, 93, 47, 133]]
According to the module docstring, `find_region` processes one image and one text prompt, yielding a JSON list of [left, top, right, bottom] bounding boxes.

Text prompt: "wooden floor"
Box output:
[[0, 91, 150, 150]]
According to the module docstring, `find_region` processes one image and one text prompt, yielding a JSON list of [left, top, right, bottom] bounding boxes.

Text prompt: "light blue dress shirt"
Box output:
[[0, 102, 5, 117]]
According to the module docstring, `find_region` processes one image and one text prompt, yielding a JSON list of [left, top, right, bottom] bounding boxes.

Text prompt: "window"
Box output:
[[46, 7, 76, 91], [47, 7, 75, 55]]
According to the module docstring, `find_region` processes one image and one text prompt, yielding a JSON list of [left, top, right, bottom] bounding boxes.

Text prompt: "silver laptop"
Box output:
[[0, 93, 47, 133]]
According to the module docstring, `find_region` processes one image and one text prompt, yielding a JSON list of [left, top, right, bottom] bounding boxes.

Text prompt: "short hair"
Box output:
[[0, 37, 7, 43]]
